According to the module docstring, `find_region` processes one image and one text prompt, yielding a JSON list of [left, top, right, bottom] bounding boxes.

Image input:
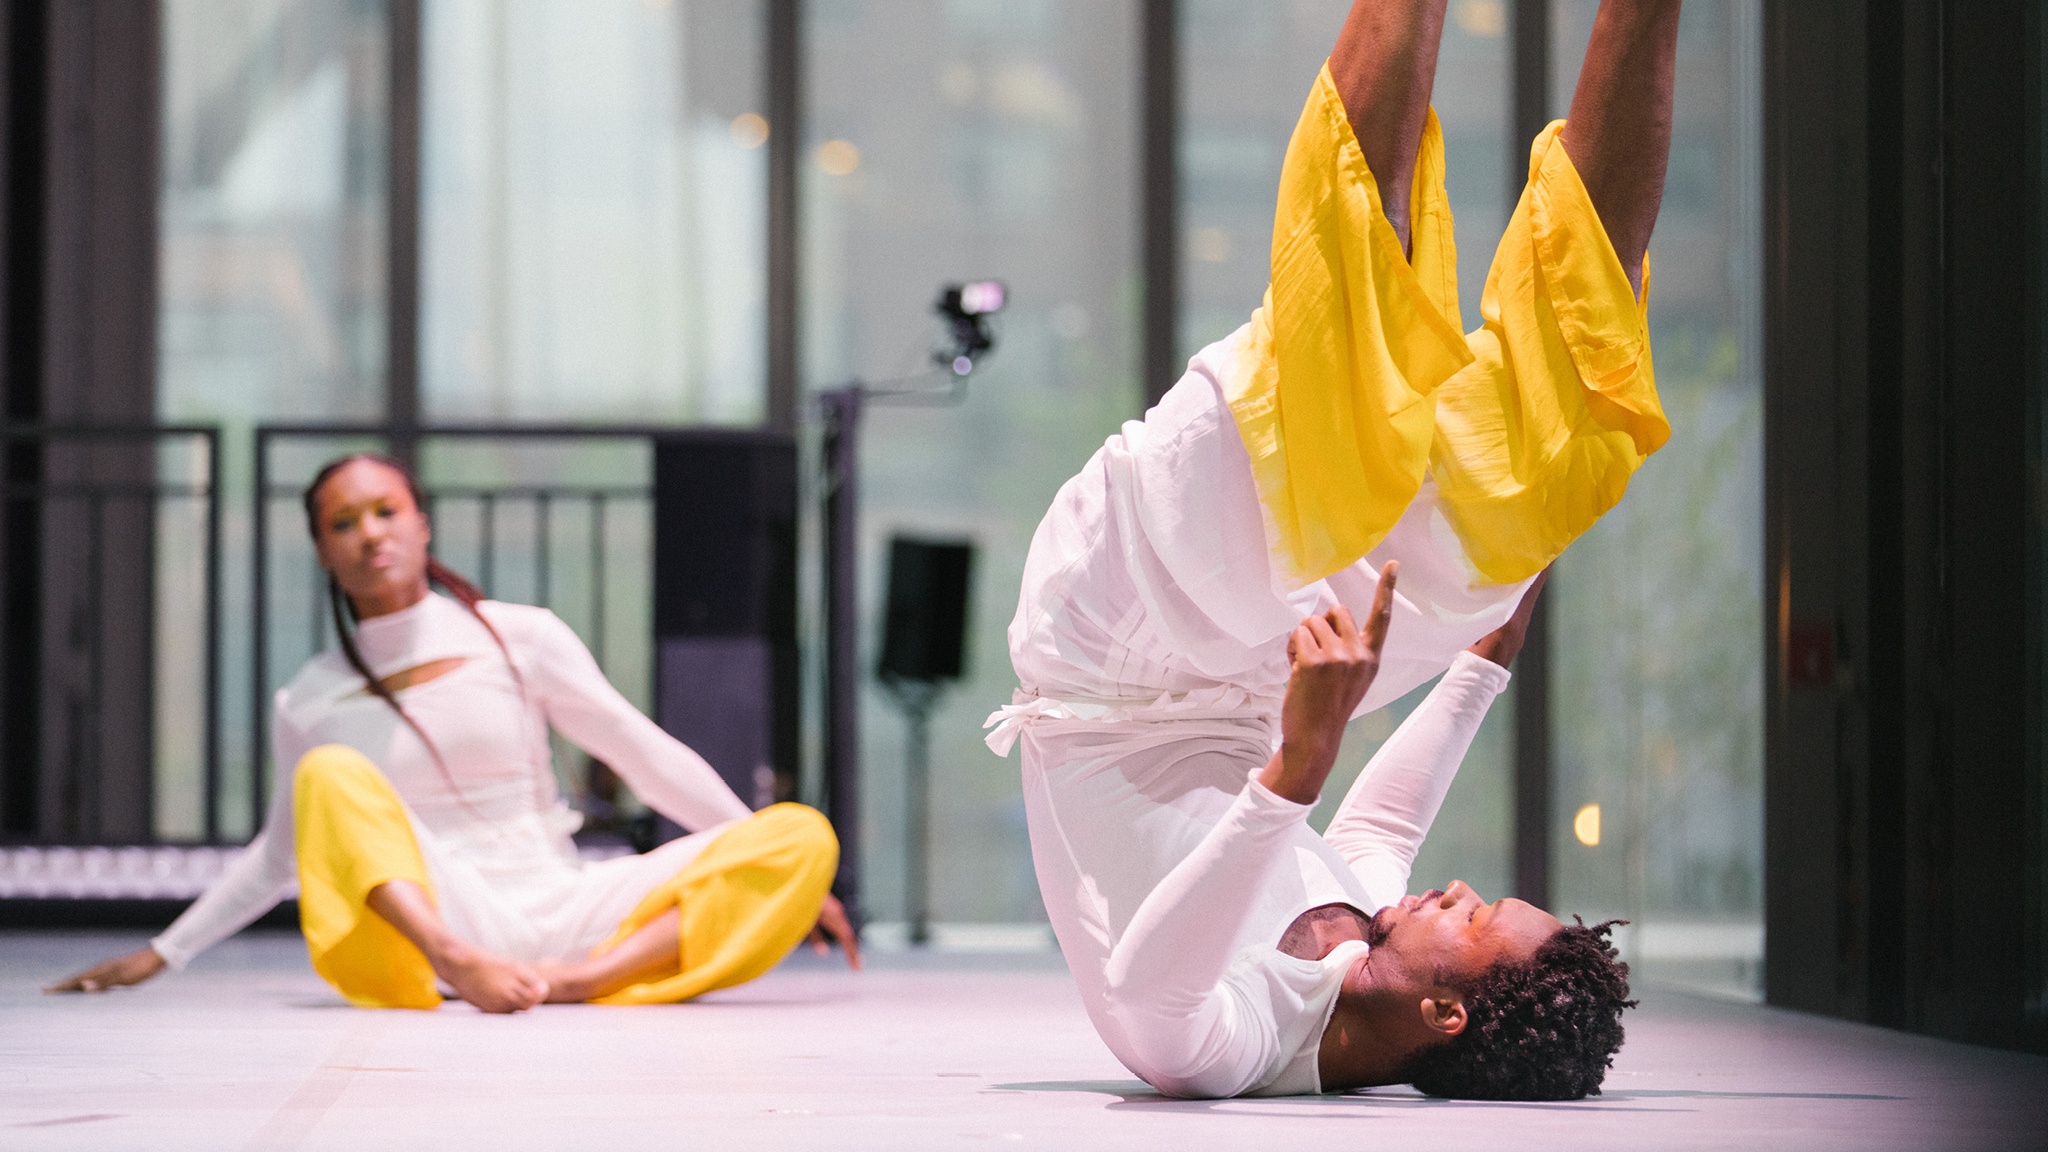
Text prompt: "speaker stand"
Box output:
[[883, 676, 943, 946], [818, 385, 865, 931]]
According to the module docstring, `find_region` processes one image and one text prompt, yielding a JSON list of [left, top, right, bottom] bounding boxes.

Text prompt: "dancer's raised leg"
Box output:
[[1560, 0, 1682, 292], [1329, 0, 1449, 255]]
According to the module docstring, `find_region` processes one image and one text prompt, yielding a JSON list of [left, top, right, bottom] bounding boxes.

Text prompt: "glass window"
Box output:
[[421, 0, 766, 423], [1181, 0, 1517, 903], [159, 0, 390, 838], [1548, 0, 1764, 997], [160, 0, 389, 426], [804, 0, 1141, 928]]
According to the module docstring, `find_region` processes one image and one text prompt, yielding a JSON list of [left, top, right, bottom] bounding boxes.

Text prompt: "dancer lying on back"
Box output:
[[986, 0, 1674, 1099], [53, 453, 857, 1010]]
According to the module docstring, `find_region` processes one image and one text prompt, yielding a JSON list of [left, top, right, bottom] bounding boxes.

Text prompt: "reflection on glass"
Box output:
[[1549, 0, 1764, 998], [422, 0, 765, 423], [160, 0, 389, 425], [1184, 0, 1516, 903], [805, 0, 1140, 925], [160, 0, 390, 839]]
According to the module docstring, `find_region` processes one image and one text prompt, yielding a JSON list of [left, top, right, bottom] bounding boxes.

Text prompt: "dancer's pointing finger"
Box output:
[[1363, 561, 1399, 655]]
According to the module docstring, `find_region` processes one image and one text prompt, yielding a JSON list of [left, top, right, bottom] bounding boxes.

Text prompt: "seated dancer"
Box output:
[[52, 453, 857, 1011], [985, 0, 1673, 1100]]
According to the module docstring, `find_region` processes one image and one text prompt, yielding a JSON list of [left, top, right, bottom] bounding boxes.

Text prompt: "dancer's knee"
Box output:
[[723, 804, 839, 906], [752, 802, 839, 874], [293, 744, 385, 797], [292, 744, 408, 845]]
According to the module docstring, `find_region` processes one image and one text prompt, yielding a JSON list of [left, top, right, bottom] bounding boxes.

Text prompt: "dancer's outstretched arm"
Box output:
[[1329, 0, 1449, 255], [1559, 0, 1682, 293], [1323, 572, 1546, 907], [1098, 568, 1398, 1097]]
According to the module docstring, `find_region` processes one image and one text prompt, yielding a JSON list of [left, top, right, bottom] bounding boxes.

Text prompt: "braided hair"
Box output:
[[302, 453, 532, 802], [1396, 916, 1637, 1100]]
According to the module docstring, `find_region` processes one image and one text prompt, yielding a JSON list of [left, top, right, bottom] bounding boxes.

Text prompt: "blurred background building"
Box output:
[[1, 0, 2041, 1056]]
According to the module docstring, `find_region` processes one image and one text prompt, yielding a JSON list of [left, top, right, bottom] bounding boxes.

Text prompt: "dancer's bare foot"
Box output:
[[432, 942, 549, 1013], [531, 958, 601, 1004], [532, 909, 685, 1004]]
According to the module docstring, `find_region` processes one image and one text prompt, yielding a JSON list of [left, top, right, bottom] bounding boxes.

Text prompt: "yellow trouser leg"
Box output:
[[293, 745, 442, 1009], [1229, 64, 1474, 589], [591, 803, 839, 1005], [1229, 66, 1668, 590], [1429, 121, 1669, 585]]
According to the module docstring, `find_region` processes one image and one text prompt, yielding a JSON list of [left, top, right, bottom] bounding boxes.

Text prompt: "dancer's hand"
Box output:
[[46, 947, 166, 994], [1467, 567, 1551, 668], [807, 893, 862, 971], [1261, 562, 1399, 805]]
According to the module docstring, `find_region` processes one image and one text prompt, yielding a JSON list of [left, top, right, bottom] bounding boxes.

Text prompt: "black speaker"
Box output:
[[877, 536, 975, 683], [652, 434, 797, 814]]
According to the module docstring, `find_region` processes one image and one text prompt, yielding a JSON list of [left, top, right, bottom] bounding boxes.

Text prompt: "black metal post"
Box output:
[[819, 387, 863, 927], [765, 0, 801, 434], [1141, 0, 1179, 410], [387, 0, 422, 467], [1509, 0, 1553, 912], [82, 493, 106, 839], [250, 427, 271, 834], [905, 688, 937, 942], [895, 684, 938, 945], [202, 428, 221, 843]]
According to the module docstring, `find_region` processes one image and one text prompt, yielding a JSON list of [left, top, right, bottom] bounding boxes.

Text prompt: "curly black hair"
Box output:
[[1396, 917, 1636, 1101]]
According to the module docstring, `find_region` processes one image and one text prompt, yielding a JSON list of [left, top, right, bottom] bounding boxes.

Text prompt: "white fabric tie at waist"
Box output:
[[983, 684, 1278, 757]]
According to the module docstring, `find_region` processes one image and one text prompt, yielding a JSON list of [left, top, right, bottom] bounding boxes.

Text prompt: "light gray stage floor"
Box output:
[[3, 930, 2044, 1151]]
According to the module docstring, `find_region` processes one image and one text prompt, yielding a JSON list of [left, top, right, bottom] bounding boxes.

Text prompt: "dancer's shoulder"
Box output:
[[273, 649, 357, 717], [472, 599, 583, 655]]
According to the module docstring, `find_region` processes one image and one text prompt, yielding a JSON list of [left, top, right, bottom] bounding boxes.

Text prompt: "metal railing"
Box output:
[[0, 425, 223, 844], [2, 420, 842, 915], [249, 424, 669, 831]]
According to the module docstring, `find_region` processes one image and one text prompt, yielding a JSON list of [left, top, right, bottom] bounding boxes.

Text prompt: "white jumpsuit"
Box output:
[[987, 330, 1523, 1098]]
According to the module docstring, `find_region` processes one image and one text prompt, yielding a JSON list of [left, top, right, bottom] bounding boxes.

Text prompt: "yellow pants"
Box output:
[[1231, 63, 1669, 588], [292, 745, 839, 1009]]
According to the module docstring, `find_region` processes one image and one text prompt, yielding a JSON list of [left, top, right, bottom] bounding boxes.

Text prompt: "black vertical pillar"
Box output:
[[2030, 0, 2048, 1056], [1141, 0, 1179, 410], [1765, 0, 2044, 1053], [766, 0, 801, 433], [387, 0, 422, 462], [1929, 0, 2033, 1048], [33, 0, 159, 843], [820, 388, 863, 925], [1510, 0, 1552, 911], [0, 0, 49, 839]]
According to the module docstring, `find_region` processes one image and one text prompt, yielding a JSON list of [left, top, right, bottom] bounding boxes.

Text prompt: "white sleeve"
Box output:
[[1103, 777, 1312, 1098], [517, 609, 752, 831], [149, 696, 305, 969], [1322, 651, 1511, 910]]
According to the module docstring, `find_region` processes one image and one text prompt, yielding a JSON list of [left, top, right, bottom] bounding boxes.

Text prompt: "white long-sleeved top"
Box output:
[[993, 337, 1526, 1096], [151, 593, 752, 968], [1015, 652, 1508, 1098]]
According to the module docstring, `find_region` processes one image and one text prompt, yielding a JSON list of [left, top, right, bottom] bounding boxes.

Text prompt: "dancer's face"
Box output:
[[312, 458, 433, 619], [1364, 879, 1561, 1014]]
